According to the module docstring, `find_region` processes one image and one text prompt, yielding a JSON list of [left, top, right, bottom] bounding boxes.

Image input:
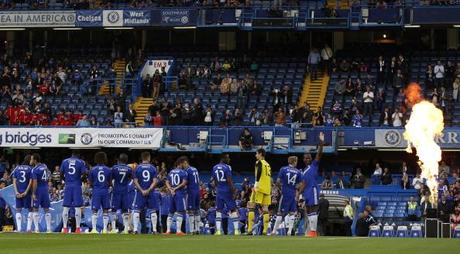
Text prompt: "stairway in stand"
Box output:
[[133, 97, 154, 127], [98, 59, 126, 96], [298, 71, 330, 110]]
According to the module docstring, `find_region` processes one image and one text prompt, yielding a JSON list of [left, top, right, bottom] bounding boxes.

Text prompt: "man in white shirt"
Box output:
[[434, 60, 445, 88], [412, 174, 423, 192], [373, 163, 383, 176], [362, 86, 374, 120], [392, 108, 403, 127], [321, 44, 333, 74]]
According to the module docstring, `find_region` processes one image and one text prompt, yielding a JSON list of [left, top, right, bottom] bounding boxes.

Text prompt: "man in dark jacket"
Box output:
[[318, 194, 330, 236]]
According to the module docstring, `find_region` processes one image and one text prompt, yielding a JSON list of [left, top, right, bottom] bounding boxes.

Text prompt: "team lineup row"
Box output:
[[12, 133, 325, 236]]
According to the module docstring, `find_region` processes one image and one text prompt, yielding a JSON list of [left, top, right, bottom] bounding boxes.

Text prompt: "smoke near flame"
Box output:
[[403, 83, 444, 206]]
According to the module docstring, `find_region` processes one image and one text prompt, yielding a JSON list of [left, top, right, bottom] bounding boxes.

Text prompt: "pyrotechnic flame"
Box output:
[[403, 83, 444, 207]]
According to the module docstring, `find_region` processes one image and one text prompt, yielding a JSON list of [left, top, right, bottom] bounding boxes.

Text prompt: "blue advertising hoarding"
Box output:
[[154, 9, 197, 26], [123, 10, 151, 26], [76, 10, 102, 27]]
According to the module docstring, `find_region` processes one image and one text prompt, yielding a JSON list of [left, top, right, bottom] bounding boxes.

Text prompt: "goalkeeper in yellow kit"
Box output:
[[247, 148, 272, 235]]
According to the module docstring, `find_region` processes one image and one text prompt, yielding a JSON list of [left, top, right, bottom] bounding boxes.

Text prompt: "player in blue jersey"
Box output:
[[12, 155, 32, 232], [185, 157, 201, 235], [272, 156, 301, 236], [30, 153, 52, 233], [211, 154, 240, 236], [60, 151, 88, 234], [110, 153, 132, 234], [299, 132, 324, 238], [164, 156, 188, 236], [88, 152, 112, 234], [132, 152, 158, 234]]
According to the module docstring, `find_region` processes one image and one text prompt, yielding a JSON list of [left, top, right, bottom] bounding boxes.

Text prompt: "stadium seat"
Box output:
[[453, 225, 460, 238], [382, 225, 395, 237], [368, 225, 381, 237], [410, 224, 423, 238], [396, 226, 408, 237]]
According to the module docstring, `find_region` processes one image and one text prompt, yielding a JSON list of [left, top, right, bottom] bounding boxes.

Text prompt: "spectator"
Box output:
[[144, 113, 152, 127], [434, 60, 445, 88], [438, 195, 454, 223], [203, 106, 214, 126], [376, 56, 386, 85], [407, 196, 419, 221], [343, 200, 354, 236], [142, 74, 152, 97], [426, 64, 434, 88], [373, 163, 383, 176], [334, 79, 346, 96], [391, 107, 403, 127], [401, 172, 409, 190], [393, 69, 404, 95], [439, 161, 450, 177], [125, 104, 137, 127], [453, 78, 460, 102], [352, 110, 363, 127], [451, 203, 460, 230], [321, 176, 333, 190], [239, 128, 253, 150], [220, 75, 231, 95], [362, 86, 374, 118], [412, 173, 423, 192], [313, 107, 324, 126], [321, 44, 333, 74], [153, 111, 162, 127], [113, 106, 123, 128], [76, 115, 91, 127], [308, 48, 321, 80], [274, 108, 286, 127], [152, 70, 162, 99], [381, 167, 392, 185], [379, 107, 391, 126], [352, 168, 365, 189], [339, 60, 350, 72], [210, 73, 222, 92]]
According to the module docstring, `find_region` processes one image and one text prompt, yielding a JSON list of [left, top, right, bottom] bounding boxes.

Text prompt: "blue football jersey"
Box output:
[[60, 156, 87, 186], [111, 164, 132, 193], [211, 163, 232, 193], [89, 165, 112, 192], [13, 165, 32, 192], [303, 160, 319, 191], [168, 168, 188, 193], [186, 166, 200, 192], [31, 163, 50, 188], [134, 163, 158, 190], [278, 165, 301, 196]]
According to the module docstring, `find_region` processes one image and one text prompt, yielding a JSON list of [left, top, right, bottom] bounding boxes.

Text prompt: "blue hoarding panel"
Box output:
[[76, 10, 102, 27]]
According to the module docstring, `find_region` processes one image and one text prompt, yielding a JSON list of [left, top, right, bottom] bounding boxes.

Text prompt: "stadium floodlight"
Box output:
[[53, 28, 83, 31], [404, 24, 420, 28], [0, 28, 25, 31], [173, 26, 197, 30], [104, 27, 134, 30]]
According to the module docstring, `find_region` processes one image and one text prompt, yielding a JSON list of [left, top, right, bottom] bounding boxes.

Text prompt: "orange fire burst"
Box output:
[[403, 83, 444, 207]]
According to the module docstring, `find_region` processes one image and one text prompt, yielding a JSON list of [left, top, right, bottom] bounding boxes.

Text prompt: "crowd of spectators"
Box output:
[[328, 53, 411, 127], [0, 51, 121, 127], [140, 54, 299, 127]]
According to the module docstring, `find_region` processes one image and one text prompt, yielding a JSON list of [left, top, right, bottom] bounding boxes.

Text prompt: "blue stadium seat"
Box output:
[[368, 225, 381, 237], [396, 226, 409, 237], [382, 225, 395, 237], [410, 224, 423, 238]]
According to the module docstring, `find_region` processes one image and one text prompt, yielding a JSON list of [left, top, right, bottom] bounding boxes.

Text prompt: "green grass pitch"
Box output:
[[0, 234, 458, 254]]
